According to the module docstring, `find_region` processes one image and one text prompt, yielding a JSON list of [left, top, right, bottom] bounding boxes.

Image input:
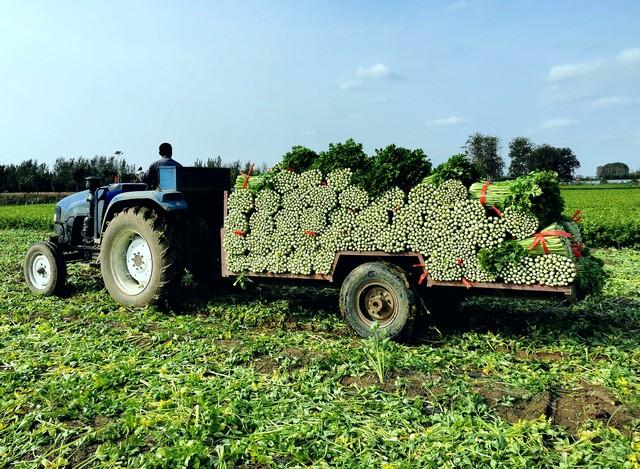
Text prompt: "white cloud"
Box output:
[[357, 63, 394, 79], [338, 79, 364, 91], [617, 47, 640, 64], [540, 118, 579, 129], [587, 96, 640, 108], [427, 115, 471, 126], [547, 59, 605, 81], [547, 46, 640, 82], [339, 63, 402, 91], [356, 63, 403, 80]]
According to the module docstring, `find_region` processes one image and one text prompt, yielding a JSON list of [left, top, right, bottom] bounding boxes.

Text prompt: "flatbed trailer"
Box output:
[[217, 191, 575, 338]]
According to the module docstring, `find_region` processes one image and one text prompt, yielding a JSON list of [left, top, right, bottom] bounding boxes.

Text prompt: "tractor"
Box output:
[[24, 167, 230, 306]]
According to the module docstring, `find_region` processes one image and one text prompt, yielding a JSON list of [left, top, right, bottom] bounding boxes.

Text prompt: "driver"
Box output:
[[143, 142, 182, 188]]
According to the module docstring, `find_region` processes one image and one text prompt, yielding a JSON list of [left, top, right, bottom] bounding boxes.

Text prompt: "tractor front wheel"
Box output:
[[100, 207, 181, 307], [24, 241, 66, 296]]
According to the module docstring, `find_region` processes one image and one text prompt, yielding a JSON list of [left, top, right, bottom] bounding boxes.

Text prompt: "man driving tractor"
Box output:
[[142, 142, 182, 188]]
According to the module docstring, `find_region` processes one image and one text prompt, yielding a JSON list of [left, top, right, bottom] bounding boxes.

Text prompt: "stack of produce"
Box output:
[[224, 159, 603, 294]]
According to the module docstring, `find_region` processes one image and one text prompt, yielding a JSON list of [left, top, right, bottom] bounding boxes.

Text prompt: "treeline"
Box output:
[[0, 154, 269, 193], [464, 133, 581, 181], [0, 156, 137, 192], [192, 156, 269, 183], [7, 132, 636, 193]]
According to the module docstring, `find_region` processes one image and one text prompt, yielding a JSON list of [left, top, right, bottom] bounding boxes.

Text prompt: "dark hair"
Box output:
[[159, 142, 172, 158]]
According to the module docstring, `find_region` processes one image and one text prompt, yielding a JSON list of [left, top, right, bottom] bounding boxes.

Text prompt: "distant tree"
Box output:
[[529, 145, 580, 181], [596, 162, 630, 179], [206, 156, 223, 168], [464, 133, 504, 180], [14, 160, 50, 192], [508, 137, 535, 177]]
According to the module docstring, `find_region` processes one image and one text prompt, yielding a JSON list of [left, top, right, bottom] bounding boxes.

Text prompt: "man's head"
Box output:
[[159, 142, 173, 158]]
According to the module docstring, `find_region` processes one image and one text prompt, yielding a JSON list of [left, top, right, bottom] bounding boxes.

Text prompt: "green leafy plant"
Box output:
[[478, 241, 528, 276], [281, 145, 319, 172], [366, 145, 432, 196], [311, 139, 371, 188], [425, 153, 479, 187], [575, 254, 608, 297], [362, 323, 394, 383]]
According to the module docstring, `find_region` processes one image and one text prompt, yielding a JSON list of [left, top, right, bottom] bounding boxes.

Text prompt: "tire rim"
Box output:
[[29, 253, 51, 290], [354, 281, 399, 327], [110, 229, 153, 296]]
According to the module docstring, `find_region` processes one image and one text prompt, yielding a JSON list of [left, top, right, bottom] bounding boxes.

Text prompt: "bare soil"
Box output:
[[474, 381, 639, 435]]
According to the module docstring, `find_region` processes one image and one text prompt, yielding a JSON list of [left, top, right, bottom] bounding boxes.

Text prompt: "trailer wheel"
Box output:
[[24, 241, 66, 296], [340, 262, 417, 340], [100, 207, 181, 307]]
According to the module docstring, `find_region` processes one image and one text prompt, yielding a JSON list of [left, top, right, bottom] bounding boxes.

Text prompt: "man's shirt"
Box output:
[[144, 157, 183, 189]]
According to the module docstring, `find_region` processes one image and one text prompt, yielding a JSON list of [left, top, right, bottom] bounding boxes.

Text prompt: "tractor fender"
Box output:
[[102, 190, 188, 233]]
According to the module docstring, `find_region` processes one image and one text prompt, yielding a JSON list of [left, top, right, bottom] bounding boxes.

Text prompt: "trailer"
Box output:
[[24, 166, 575, 340]]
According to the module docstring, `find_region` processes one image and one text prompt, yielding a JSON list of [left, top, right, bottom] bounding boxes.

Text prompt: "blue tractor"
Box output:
[[23, 167, 231, 306]]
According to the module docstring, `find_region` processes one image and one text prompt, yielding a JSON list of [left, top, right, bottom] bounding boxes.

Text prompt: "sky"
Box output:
[[0, 0, 638, 176]]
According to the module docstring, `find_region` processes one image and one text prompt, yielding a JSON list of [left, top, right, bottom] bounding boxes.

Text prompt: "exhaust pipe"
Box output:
[[82, 176, 102, 240]]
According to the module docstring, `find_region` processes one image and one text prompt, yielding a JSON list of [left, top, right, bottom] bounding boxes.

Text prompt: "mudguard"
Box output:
[[102, 190, 189, 229]]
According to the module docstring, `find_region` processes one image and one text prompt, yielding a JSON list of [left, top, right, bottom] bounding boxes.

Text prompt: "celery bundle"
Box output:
[[515, 223, 572, 257]]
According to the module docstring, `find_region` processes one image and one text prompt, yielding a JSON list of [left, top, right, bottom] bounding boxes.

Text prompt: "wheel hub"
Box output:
[[126, 237, 152, 284], [30, 254, 51, 289], [363, 287, 395, 321]]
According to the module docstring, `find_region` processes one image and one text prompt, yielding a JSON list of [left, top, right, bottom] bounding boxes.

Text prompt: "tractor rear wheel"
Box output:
[[339, 262, 417, 340], [24, 241, 66, 296], [100, 207, 181, 307]]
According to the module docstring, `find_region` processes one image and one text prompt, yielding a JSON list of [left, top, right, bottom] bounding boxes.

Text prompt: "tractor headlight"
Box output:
[[54, 206, 61, 223]]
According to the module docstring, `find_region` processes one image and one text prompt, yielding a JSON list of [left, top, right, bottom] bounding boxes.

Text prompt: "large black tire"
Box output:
[[339, 262, 418, 340], [24, 241, 66, 296], [100, 207, 181, 307]]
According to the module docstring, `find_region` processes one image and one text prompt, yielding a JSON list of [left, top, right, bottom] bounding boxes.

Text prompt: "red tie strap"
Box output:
[[571, 242, 584, 258], [572, 209, 583, 223], [240, 164, 254, 190], [479, 181, 492, 206], [456, 258, 474, 288], [413, 263, 429, 285], [529, 230, 571, 255], [303, 230, 318, 237], [233, 230, 246, 237], [489, 205, 502, 217]]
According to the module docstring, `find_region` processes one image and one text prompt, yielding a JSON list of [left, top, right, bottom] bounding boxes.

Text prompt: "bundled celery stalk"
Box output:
[[515, 223, 572, 257], [468, 181, 512, 207], [469, 171, 564, 226], [234, 174, 267, 193]]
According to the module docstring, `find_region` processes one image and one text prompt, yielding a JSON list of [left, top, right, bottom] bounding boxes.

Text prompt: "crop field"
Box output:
[[562, 187, 640, 248], [1, 207, 639, 466]]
